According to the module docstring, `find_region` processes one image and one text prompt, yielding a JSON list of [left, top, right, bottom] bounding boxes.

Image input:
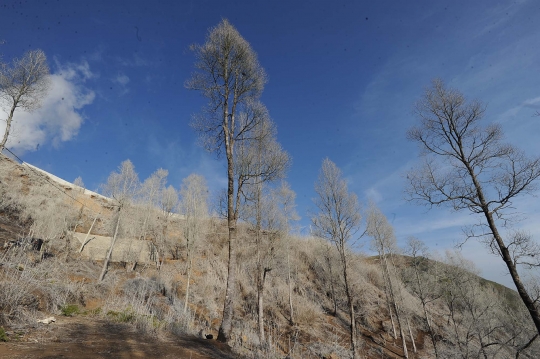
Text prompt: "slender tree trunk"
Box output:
[[390, 254, 416, 355], [407, 318, 417, 354], [258, 271, 266, 346], [254, 175, 267, 346], [388, 300, 397, 339], [79, 216, 98, 253], [341, 251, 358, 359], [382, 252, 408, 358], [184, 256, 192, 313], [99, 209, 121, 282], [422, 302, 439, 358], [217, 130, 237, 342], [287, 246, 294, 325], [0, 101, 18, 152], [380, 257, 397, 339], [326, 253, 338, 316]]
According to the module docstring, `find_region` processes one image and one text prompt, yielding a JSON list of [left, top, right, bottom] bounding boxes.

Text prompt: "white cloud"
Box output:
[[55, 59, 94, 82], [117, 53, 149, 67], [0, 60, 95, 152], [113, 73, 130, 95], [365, 187, 382, 203], [115, 74, 130, 86]]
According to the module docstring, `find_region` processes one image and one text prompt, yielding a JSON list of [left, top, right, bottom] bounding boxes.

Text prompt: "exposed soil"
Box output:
[[0, 316, 235, 359]]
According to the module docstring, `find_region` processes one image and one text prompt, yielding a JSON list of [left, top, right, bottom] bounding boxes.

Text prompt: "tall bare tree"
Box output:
[[406, 79, 540, 335], [0, 49, 50, 152], [187, 19, 288, 342], [312, 158, 362, 359], [179, 174, 208, 314], [99, 160, 140, 282]]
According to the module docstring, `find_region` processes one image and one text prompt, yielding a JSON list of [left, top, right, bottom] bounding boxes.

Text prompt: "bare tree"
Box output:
[[99, 160, 140, 282], [161, 185, 178, 217], [312, 158, 362, 359], [406, 79, 540, 335], [139, 169, 168, 239], [179, 174, 208, 314], [187, 19, 288, 342], [367, 203, 409, 358], [138, 168, 168, 269], [159, 184, 178, 267], [439, 250, 505, 359], [0, 49, 50, 153]]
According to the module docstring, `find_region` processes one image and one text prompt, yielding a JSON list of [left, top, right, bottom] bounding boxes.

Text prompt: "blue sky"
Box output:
[[1, 0, 539, 288]]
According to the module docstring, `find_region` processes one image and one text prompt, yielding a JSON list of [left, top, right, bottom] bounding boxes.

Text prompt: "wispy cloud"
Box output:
[[0, 60, 95, 152], [113, 73, 130, 95], [117, 53, 149, 67]]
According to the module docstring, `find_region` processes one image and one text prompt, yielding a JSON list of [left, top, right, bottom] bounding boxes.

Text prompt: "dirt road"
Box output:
[[0, 316, 235, 359]]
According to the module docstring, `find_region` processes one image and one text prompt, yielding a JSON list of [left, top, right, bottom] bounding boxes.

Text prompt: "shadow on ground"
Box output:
[[0, 317, 236, 359]]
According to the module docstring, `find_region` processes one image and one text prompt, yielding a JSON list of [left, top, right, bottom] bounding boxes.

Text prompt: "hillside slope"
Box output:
[[0, 155, 539, 359]]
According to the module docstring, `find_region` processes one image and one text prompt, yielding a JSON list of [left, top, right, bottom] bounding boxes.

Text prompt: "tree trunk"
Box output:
[[79, 216, 98, 253], [423, 303, 438, 358], [379, 254, 397, 339], [258, 273, 266, 346], [217, 211, 237, 342], [326, 253, 338, 317], [184, 256, 192, 313], [99, 210, 121, 282], [341, 251, 358, 359], [486, 210, 540, 335], [382, 252, 408, 358], [465, 162, 540, 336], [407, 317, 417, 353], [217, 100, 236, 343], [287, 247, 294, 325], [0, 101, 18, 153]]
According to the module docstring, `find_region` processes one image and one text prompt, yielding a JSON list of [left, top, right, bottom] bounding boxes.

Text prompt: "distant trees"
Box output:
[[404, 237, 441, 358], [406, 79, 540, 336], [139, 168, 168, 269], [439, 251, 505, 359], [99, 160, 140, 281], [0, 49, 50, 153], [187, 19, 288, 342], [312, 158, 362, 359], [367, 203, 410, 358]]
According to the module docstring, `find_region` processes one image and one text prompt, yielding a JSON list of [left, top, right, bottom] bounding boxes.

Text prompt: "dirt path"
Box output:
[[0, 316, 235, 359]]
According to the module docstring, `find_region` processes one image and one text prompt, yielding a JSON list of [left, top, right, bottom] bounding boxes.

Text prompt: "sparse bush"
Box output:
[[60, 304, 79, 317], [0, 327, 7, 342], [107, 309, 135, 323]]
